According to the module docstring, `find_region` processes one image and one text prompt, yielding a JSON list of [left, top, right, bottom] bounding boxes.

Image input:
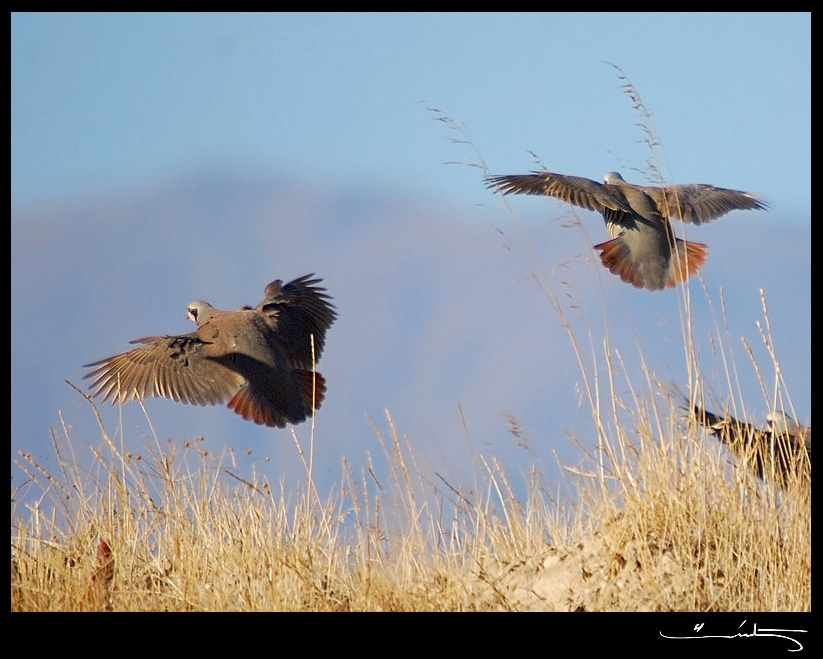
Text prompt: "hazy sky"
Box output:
[[12, 12, 810, 216], [11, 13, 810, 506]]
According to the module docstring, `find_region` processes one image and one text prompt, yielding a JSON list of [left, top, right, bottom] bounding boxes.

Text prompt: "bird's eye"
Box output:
[[188, 307, 197, 320]]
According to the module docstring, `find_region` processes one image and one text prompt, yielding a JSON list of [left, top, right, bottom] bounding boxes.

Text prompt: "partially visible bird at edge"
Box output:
[[693, 405, 811, 490]]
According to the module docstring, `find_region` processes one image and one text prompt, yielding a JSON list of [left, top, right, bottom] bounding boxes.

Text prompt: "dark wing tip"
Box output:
[[484, 174, 504, 186], [484, 173, 535, 193], [752, 196, 770, 211]]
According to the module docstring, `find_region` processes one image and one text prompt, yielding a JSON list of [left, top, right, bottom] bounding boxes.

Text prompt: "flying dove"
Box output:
[[693, 406, 810, 490], [84, 274, 337, 428], [486, 170, 768, 291]]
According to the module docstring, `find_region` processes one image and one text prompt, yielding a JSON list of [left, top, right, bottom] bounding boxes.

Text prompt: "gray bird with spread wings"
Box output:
[[486, 170, 768, 291], [84, 274, 337, 428]]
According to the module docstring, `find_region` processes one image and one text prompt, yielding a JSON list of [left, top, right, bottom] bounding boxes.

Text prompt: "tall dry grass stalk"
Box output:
[[12, 68, 808, 611]]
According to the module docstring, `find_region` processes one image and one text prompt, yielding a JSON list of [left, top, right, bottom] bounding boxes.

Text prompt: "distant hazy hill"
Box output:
[[11, 169, 810, 501]]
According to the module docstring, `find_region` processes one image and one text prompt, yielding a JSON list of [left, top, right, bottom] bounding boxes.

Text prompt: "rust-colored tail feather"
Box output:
[[666, 239, 708, 287], [594, 237, 651, 290]]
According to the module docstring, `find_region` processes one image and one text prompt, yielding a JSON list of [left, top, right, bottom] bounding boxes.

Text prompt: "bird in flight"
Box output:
[[693, 406, 810, 490], [84, 274, 337, 428], [486, 170, 768, 291]]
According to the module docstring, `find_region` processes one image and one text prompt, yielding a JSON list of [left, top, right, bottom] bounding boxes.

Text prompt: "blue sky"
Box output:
[[12, 12, 810, 216], [11, 13, 810, 506]]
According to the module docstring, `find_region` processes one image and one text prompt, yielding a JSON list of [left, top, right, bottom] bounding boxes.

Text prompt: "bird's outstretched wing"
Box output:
[[255, 274, 338, 369], [84, 334, 242, 405], [645, 184, 768, 225], [486, 171, 632, 215]]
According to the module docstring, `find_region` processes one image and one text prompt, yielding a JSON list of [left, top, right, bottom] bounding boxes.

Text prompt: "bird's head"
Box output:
[[766, 411, 800, 434], [603, 172, 626, 184], [187, 300, 216, 325]]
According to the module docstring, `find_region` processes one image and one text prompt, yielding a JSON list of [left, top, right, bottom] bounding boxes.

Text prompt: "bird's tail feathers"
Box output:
[[666, 239, 708, 287], [594, 236, 707, 291], [227, 370, 326, 428], [294, 369, 327, 413]]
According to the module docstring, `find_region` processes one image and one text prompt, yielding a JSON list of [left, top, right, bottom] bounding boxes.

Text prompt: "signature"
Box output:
[[660, 620, 807, 652]]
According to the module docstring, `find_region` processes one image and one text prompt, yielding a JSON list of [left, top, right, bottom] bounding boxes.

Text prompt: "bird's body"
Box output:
[[694, 406, 811, 490], [84, 274, 336, 428], [486, 170, 768, 291]]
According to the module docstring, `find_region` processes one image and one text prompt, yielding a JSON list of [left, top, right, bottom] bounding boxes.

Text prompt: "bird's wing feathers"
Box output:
[[645, 184, 768, 225], [256, 274, 338, 369], [487, 171, 767, 225], [693, 406, 758, 440], [84, 334, 242, 405], [486, 172, 632, 214]]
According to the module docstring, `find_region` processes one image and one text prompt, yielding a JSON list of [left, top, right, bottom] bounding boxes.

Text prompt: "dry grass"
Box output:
[[10, 356, 810, 612], [11, 67, 809, 612], [10, 400, 561, 611]]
